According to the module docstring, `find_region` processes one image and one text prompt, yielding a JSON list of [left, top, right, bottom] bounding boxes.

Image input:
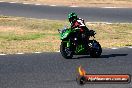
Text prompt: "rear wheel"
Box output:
[[60, 41, 73, 59], [89, 40, 102, 58]]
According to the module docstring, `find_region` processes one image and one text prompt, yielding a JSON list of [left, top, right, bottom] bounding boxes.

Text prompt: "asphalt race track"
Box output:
[[0, 2, 132, 22], [0, 47, 132, 88], [0, 2, 132, 88]]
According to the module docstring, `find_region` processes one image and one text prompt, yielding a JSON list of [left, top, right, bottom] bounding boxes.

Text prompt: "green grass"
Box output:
[[0, 33, 45, 41], [0, 16, 132, 54]]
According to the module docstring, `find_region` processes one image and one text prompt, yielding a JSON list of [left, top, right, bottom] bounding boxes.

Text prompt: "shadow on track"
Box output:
[[101, 54, 128, 58], [72, 54, 128, 59]]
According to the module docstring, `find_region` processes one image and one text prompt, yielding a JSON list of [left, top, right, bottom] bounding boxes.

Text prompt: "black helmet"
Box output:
[[68, 12, 78, 23]]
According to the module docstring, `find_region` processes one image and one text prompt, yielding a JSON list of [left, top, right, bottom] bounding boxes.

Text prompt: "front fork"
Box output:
[[66, 40, 70, 47], [63, 40, 72, 52], [65, 39, 75, 53]]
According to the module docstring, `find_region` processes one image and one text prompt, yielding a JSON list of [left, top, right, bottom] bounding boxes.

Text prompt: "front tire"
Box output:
[[60, 41, 73, 59], [89, 40, 102, 58]]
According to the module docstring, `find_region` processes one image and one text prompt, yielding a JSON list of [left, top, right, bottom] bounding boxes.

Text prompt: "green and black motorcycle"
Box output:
[[58, 27, 102, 59]]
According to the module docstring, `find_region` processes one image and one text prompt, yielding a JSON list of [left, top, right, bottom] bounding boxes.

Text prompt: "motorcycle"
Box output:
[[58, 27, 102, 59]]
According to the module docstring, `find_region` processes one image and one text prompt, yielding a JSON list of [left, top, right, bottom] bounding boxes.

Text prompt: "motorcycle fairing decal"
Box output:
[[75, 45, 85, 53]]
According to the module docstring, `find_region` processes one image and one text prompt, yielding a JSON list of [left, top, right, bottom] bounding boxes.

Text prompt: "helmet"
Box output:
[[68, 12, 78, 23]]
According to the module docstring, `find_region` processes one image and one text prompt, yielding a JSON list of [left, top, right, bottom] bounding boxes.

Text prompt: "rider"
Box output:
[[68, 12, 90, 46], [68, 12, 89, 34]]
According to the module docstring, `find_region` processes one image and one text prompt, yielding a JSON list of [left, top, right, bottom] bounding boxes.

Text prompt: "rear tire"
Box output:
[[89, 40, 102, 58], [60, 41, 73, 59]]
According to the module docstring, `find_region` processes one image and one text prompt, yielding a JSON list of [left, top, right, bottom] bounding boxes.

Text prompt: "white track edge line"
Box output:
[[9, 2, 17, 3], [34, 52, 42, 53], [16, 53, 24, 54], [0, 1, 131, 8], [70, 6, 79, 7], [0, 1, 4, 2], [35, 4, 41, 5], [102, 7, 130, 8], [86, 22, 132, 24], [0, 46, 131, 55], [0, 54, 7, 55], [111, 47, 118, 49], [128, 46, 132, 48], [50, 5, 57, 6], [23, 3, 31, 4]]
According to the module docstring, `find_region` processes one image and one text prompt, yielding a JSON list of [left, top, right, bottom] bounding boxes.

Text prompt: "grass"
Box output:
[[0, 16, 132, 54], [1, 0, 132, 7]]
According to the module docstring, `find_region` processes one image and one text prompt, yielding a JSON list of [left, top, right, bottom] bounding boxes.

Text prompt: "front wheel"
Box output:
[[89, 40, 102, 58], [60, 41, 73, 59]]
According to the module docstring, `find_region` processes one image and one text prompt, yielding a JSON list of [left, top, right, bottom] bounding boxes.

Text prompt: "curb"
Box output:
[[86, 22, 132, 24], [0, 1, 79, 8], [0, 46, 131, 55], [0, 1, 131, 8]]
